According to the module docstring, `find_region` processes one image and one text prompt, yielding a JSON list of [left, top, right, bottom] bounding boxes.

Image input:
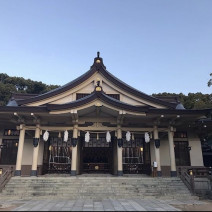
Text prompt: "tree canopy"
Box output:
[[152, 92, 212, 110], [0, 73, 59, 106], [208, 73, 212, 87]]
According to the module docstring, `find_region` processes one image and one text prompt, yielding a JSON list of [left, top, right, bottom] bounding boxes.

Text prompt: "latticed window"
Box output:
[[174, 141, 191, 166], [107, 94, 120, 100], [174, 132, 187, 138], [76, 93, 90, 100], [4, 129, 20, 136], [76, 93, 120, 101], [0, 139, 18, 165]]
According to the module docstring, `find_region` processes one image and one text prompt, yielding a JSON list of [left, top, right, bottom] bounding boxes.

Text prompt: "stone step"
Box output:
[[9, 181, 184, 184], [9, 180, 183, 183], [1, 176, 197, 201]]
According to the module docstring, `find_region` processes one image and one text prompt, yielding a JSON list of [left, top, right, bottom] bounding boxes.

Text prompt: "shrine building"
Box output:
[[0, 53, 210, 177]]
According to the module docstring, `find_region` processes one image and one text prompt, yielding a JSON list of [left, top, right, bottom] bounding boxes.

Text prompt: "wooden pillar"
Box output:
[[168, 126, 177, 177], [71, 124, 78, 176], [14, 124, 25, 176], [153, 126, 162, 177], [30, 124, 40, 176], [117, 125, 123, 176]]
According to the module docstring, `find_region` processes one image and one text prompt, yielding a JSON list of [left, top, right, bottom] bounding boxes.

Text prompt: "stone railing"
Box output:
[[0, 167, 13, 192]]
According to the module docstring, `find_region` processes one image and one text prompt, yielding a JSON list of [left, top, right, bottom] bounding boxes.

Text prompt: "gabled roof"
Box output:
[[0, 88, 211, 117], [16, 53, 177, 108], [46, 89, 211, 116], [46, 90, 150, 113]]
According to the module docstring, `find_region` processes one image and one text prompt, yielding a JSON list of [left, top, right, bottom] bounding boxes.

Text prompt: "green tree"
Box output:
[[208, 73, 212, 87], [153, 92, 212, 109], [0, 73, 59, 105]]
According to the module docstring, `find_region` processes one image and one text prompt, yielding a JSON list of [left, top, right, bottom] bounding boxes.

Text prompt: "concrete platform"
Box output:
[[0, 198, 211, 211]]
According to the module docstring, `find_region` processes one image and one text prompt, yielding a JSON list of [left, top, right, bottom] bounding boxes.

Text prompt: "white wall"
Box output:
[[160, 139, 171, 166], [188, 132, 204, 166], [150, 138, 171, 166], [22, 139, 44, 166]]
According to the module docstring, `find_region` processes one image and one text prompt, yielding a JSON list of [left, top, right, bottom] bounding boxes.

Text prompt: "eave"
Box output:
[[46, 91, 150, 113], [0, 106, 48, 113], [148, 108, 212, 116]]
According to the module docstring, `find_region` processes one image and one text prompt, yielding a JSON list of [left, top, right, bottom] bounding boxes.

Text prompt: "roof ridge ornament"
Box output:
[[95, 79, 102, 92], [91, 52, 106, 69]]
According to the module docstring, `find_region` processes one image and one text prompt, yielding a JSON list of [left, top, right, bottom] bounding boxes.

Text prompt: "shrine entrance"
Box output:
[[82, 133, 114, 174], [43, 135, 73, 174]]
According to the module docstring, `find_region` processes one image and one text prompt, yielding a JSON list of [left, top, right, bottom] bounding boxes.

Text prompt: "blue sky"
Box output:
[[0, 0, 212, 95]]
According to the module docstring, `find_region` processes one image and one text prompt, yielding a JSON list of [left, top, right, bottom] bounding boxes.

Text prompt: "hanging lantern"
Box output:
[[43, 130, 49, 142], [85, 131, 90, 143], [126, 131, 131, 142], [145, 132, 150, 143], [49, 145, 52, 151], [64, 130, 69, 142], [106, 131, 111, 143]]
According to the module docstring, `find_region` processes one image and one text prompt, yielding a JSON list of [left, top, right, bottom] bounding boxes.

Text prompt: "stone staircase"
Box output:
[[0, 175, 198, 200]]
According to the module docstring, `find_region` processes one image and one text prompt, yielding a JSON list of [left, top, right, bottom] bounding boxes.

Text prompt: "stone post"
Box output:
[[153, 126, 162, 176], [14, 124, 25, 176], [117, 124, 123, 176], [31, 124, 40, 176], [71, 124, 78, 176], [168, 126, 177, 177]]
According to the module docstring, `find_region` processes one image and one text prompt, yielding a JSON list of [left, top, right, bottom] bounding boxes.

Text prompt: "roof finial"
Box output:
[[97, 51, 100, 58]]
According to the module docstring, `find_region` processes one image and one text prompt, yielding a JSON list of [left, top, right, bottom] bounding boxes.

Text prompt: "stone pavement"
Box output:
[[0, 199, 210, 211]]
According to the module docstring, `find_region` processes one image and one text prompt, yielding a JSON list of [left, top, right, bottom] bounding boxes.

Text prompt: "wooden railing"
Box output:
[[191, 167, 212, 178], [178, 167, 212, 195], [178, 167, 195, 193], [0, 167, 13, 192]]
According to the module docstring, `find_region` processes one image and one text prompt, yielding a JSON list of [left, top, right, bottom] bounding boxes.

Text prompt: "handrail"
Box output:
[[178, 167, 194, 194], [178, 166, 212, 195], [0, 167, 13, 192]]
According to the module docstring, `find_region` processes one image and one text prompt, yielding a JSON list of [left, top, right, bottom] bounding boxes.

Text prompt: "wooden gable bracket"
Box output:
[[153, 117, 161, 126], [168, 115, 181, 126], [31, 113, 40, 124], [13, 112, 25, 124]]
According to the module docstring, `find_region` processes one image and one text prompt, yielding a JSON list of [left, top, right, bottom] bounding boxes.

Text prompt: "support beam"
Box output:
[[117, 124, 123, 176], [70, 110, 78, 124], [168, 126, 177, 177], [30, 124, 40, 176], [117, 110, 126, 125], [24, 126, 169, 132], [153, 126, 162, 177], [14, 124, 25, 176], [71, 124, 78, 176]]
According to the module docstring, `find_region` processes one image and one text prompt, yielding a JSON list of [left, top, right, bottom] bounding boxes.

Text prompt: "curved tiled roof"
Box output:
[[47, 90, 150, 113], [0, 89, 210, 117], [16, 54, 177, 108]]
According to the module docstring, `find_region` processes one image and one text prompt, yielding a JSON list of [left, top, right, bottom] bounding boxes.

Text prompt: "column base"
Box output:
[[14, 170, 21, 176], [170, 171, 177, 177], [30, 170, 37, 177], [157, 171, 162, 177], [117, 171, 123, 176], [71, 170, 76, 176]]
